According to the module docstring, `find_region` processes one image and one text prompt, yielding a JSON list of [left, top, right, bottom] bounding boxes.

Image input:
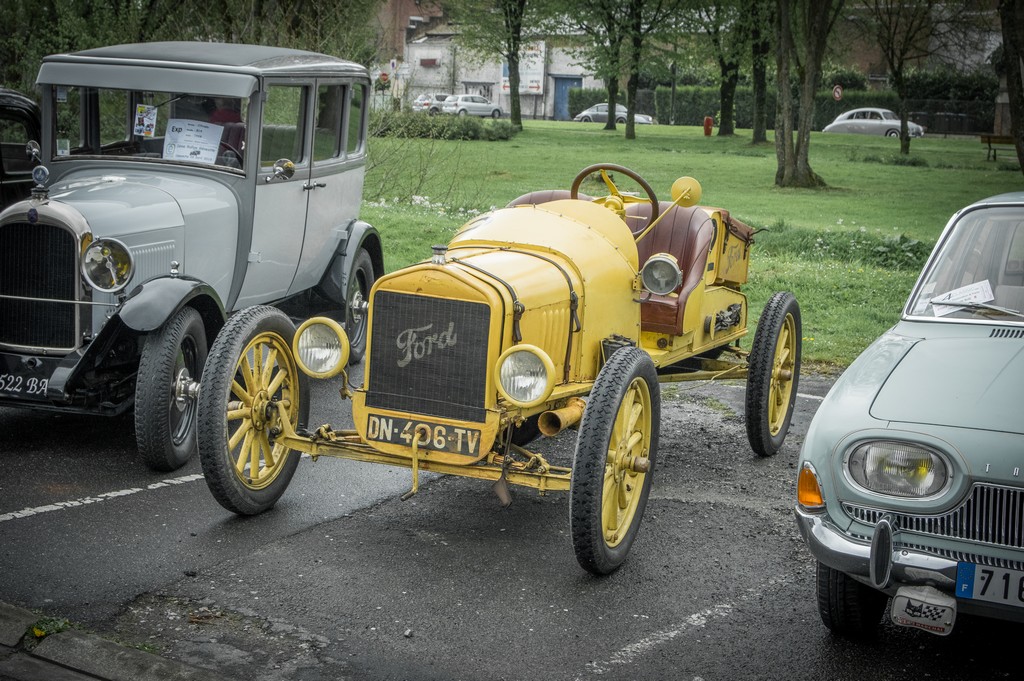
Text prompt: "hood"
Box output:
[[870, 337, 1024, 435], [48, 174, 185, 237]]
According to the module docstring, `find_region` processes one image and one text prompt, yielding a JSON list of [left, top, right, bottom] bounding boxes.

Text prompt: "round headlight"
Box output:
[[495, 344, 555, 408], [846, 441, 949, 498], [293, 317, 350, 379], [81, 238, 134, 293], [641, 253, 682, 295]]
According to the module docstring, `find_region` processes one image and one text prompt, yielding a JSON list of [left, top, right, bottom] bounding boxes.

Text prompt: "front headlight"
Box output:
[[640, 253, 682, 295], [81, 238, 134, 293], [845, 441, 949, 498], [494, 344, 555, 408], [293, 317, 349, 378]]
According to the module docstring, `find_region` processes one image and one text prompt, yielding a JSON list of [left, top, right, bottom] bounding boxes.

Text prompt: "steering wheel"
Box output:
[[570, 163, 660, 234]]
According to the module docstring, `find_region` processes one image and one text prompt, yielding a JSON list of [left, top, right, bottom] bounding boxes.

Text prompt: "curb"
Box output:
[[0, 601, 229, 681]]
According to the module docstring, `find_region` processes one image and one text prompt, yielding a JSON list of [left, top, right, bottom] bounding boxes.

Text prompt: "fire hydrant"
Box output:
[[703, 116, 713, 136]]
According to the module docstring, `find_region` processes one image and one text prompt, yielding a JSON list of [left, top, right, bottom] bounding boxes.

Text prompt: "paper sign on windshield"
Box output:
[[162, 119, 222, 164], [931, 280, 994, 316], [134, 105, 158, 137]]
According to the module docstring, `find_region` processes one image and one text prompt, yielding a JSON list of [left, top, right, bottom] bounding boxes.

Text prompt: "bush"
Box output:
[[823, 65, 869, 91], [369, 110, 517, 141]]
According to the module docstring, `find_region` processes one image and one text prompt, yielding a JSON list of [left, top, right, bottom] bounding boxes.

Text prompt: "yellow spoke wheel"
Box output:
[[570, 347, 659, 576], [745, 292, 802, 457], [198, 306, 307, 515]]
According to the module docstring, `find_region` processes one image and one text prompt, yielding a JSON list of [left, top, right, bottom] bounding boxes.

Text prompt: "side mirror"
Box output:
[[268, 158, 295, 182], [26, 140, 41, 164]]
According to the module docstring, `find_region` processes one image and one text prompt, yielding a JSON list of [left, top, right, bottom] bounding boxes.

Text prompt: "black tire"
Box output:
[[570, 347, 659, 575], [581, 116, 592, 123], [615, 116, 626, 124], [885, 129, 900, 138], [135, 306, 208, 472], [816, 561, 888, 638], [458, 109, 467, 116], [197, 306, 307, 515], [491, 109, 501, 119], [745, 291, 801, 457], [345, 248, 375, 364]]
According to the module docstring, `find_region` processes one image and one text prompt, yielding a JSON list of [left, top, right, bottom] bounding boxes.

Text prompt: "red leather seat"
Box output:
[[628, 202, 715, 336]]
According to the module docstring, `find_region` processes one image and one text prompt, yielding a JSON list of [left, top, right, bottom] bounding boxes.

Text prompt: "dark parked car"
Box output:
[[0, 88, 41, 207]]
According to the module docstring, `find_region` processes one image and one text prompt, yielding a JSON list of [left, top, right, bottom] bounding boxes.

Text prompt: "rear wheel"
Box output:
[[197, 306, 306, 515], [581, 116, 592, 123], [885, 129, 900, 138], [135, 306, 208, 472], [570, 347, 659, 575], [816, 561, 888, 638], [745, 291, 801, 457], [458, 109, 467, 116]]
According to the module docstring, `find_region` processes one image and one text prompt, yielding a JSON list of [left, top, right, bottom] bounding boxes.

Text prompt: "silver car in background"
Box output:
[[441, 94, 502, 118], [823, 107, 924, 137], [573, 103, 654, 125]]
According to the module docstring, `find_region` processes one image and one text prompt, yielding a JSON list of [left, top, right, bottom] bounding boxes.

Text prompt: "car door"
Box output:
[[594, 104, 607, 123], [234, 81, 310, 309], [0, 105, 38, 207], [287, 80, 367, 295]]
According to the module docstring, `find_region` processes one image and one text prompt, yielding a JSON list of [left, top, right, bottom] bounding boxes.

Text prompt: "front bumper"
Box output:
[[795, 505, 958, 592], [795, 505, 1024, 624]]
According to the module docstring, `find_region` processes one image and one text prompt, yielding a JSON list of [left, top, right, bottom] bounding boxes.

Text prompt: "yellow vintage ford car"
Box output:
[[195, 164, 802, 574]]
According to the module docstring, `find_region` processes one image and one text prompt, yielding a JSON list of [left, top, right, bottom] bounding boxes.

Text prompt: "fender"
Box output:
[[119, 275, 227, 335], [318, 219, 384, 301]]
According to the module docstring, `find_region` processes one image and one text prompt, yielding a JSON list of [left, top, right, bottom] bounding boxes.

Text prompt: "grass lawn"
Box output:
[[361, 120, 1022, 369]]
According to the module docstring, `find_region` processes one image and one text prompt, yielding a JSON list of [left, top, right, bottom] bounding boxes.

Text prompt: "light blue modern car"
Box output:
[[796, 191, 1024, 638]]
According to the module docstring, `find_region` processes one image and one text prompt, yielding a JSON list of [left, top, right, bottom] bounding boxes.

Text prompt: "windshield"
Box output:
[[51, 85, 248, 171], [907, 205, 1024, 323]]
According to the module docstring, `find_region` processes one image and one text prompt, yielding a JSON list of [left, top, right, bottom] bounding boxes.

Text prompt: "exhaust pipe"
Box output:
[[538, 397, 586, 437]]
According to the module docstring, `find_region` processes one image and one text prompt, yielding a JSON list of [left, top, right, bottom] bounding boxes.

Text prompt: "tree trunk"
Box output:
[[1000, 0, 1024, 175], [775, 0, 841, 188], [625, 8, 643, 141], [508, 50, 523, 130], [751, 2, 771, 144], [718, 61, 739, 136], [774, 0, 795, 185], [604, 81, 619, 131]]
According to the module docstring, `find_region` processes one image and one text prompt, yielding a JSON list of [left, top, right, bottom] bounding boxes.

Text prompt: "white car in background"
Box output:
[[823, 108, 924, 137], [442, 94, 502, 118]]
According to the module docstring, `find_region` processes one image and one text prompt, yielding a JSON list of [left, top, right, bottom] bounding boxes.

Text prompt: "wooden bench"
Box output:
[[980, 134, 1015, 161]]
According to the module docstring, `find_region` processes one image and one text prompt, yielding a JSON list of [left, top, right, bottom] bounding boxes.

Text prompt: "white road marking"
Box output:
[[577, 576, 792, 678], [0, 473, 205, 523]]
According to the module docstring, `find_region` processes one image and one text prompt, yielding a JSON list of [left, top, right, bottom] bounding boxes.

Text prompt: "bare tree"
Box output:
[[448, 0, 546, 131], [562, 0, 629, 131], [695, 0, 750, 136], [749, 0, 774, 143], [848, 0, 992, 154], [622, 0, 684, 140], [775, 0, 845, 188], [1000, 0, 1024, 174]]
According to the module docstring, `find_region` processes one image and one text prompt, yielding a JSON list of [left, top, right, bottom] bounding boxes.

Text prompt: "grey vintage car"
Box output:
[[796, 191, 1024, 637], [0, 42, 382, 471]]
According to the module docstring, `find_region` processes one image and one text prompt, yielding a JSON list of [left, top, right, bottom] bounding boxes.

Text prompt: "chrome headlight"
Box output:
[[846, 441, 949, 498], [81, 238, 134, 293], [293, 317, 349, 379], [494, 344, 555, 408], [640, 253, 682, 295]]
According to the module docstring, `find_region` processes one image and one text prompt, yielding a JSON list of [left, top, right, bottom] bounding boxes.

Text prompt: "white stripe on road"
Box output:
[[0, 473, 205, 523], [577, 576, 792, 678]]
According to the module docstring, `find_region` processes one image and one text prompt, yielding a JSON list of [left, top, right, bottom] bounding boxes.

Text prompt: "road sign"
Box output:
[[380, 72, 389, 83], [832, 84, 843, 101]]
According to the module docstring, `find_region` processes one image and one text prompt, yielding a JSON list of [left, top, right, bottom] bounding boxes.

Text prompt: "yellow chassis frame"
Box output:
[[268, 351, 750, 499]]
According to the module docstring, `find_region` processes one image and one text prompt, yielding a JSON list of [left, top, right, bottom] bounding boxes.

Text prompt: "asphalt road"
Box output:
[[1, 370, 1021, 680]]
